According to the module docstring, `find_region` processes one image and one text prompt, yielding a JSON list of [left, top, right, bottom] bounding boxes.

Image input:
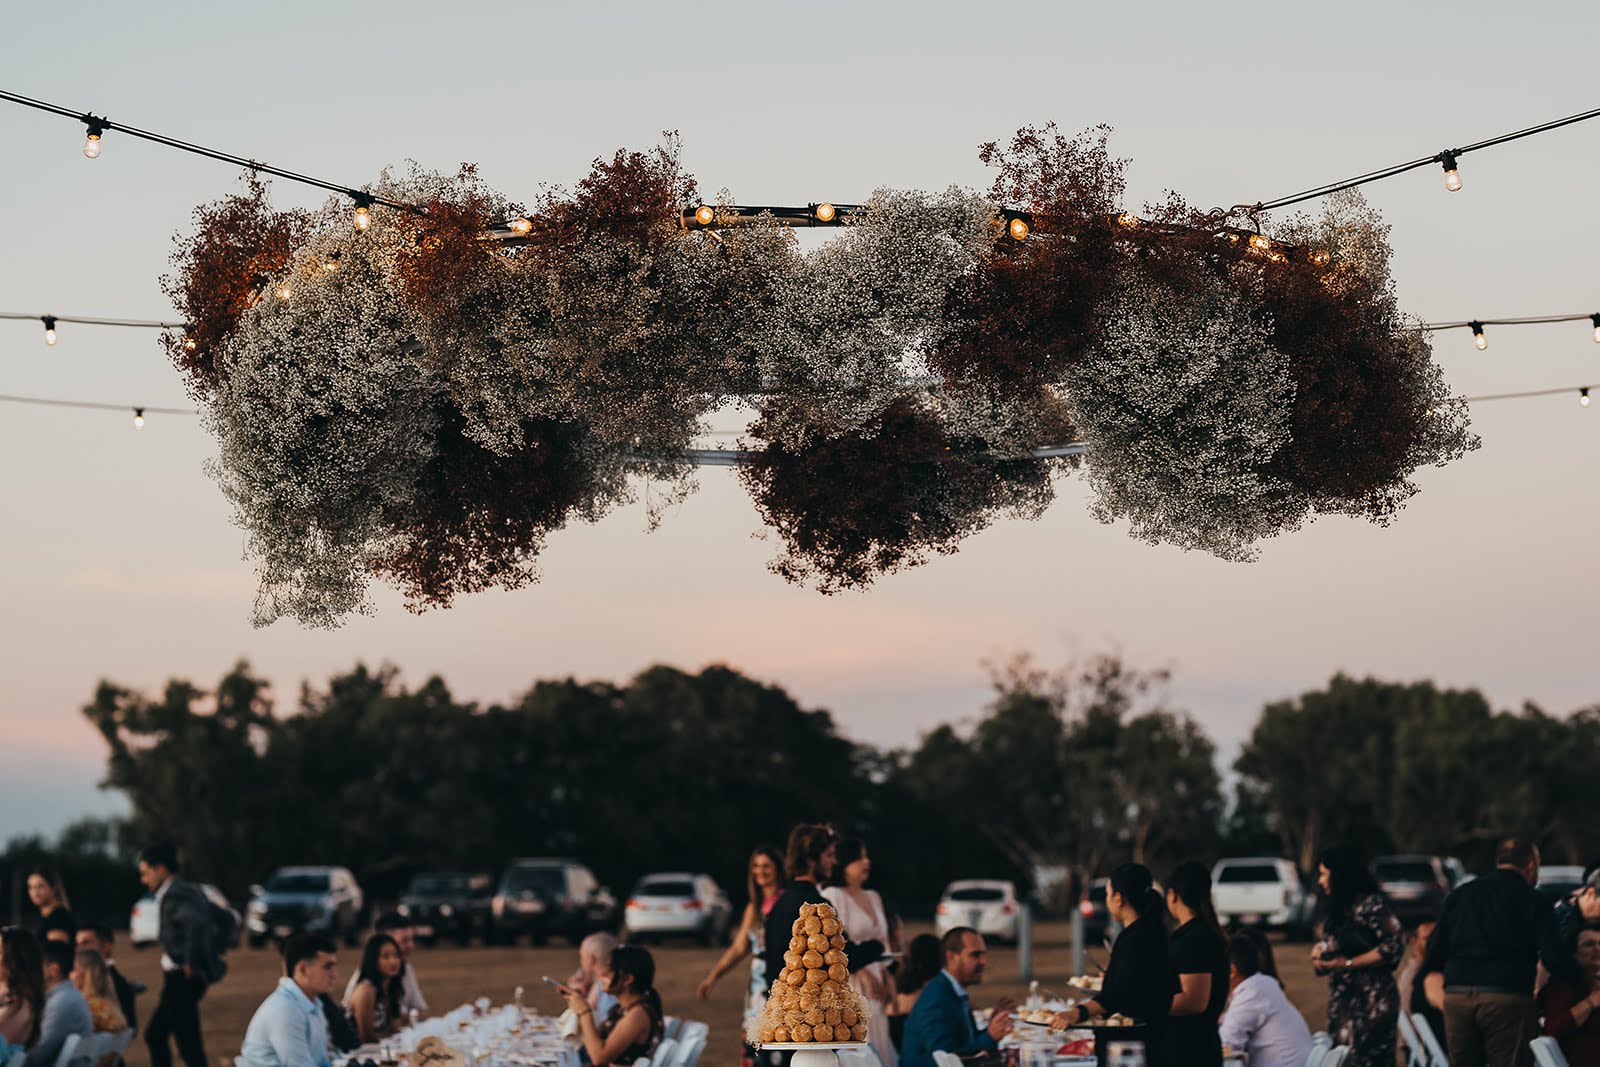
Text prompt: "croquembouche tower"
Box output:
[[747, 900, 871, 1066]]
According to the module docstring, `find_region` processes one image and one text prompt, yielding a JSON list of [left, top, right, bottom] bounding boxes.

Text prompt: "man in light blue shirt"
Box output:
[[24, 941, 93, 1067], [239, 935, 339, 1067]]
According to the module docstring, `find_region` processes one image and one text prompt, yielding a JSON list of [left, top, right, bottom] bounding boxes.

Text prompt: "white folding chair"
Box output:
[[6, 1047, 29, 1067], [663, 1016, 683, 1042], [1412, 1013, 1449, 1067], [836, 1047, 884, 1067], [1322, 1048, 1350, 1067], [670, 1031, 707, 1067], [676, 1021, 708, 1048], [649, 1037, 678, 1067], [933, 1053, 965, 1067], [75, 1032, 115, 1067], [51, 1034, 84, 1067], [1530, 1036, 1570, 1067], [1305, 1031, 1333, 1067], [110, 1029, 135, 1057], [1398, 1012, 1426, 1067]]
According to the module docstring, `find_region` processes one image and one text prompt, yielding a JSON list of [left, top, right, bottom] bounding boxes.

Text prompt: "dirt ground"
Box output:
[[114, 921, 1330, 1067]]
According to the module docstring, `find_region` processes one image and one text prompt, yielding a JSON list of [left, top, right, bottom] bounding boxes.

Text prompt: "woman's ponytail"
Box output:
[[1109, 863, 1167, 938]]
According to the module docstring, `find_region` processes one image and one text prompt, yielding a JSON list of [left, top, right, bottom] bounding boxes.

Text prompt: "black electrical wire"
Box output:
[[1462, 384, 1598, 403], [1241, 105, 1600, 214], [1419, 313, 1597, 331], [0, 312, 186, 329], [0, 394, 194, 415]]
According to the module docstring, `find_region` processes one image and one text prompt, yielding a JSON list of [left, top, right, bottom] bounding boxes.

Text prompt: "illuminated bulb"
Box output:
[[184, 335, 198, 351], [133, 408, 145, 430], [43, 316, 58, 346], [353, 205, 372, 231], [1248, 234, 1272, 252], [1008, 217, 1030, 240], [276, 284, 292, 301], [83, 133, 102, 159], [1116, 212, 1138, 228], [1590, 314, 1600, 343], [1583, 388, 1591, 408], [1440, 151, 1462, 193], [1310, 249, 1331, 266], [694, 205, 715, 226], [509, 217, 533, 235], [1469, 321, 1486, 350], [814, 202, 836, 223]]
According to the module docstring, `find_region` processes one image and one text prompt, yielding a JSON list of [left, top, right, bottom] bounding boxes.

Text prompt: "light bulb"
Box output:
[[1008, 217, 1030, 240], [1310, 249, 1331, 266], [1582, 388, 1591, 408], [1469, 321, 1486, 350], [509, 217, 533, 235], [694, 205, 715, 226], [1248, 234, 1272, 252], [1590, 314, 1600, 343], [82, 134, 102, 159], [43, 316, 58, 346], [184, 335, 198, 351], [276, 284, 292, 301], [133, 408, 145, 430], [814, 202, 836, 223], [1116, 212, 1138, 228], [1440, 151, 1462, 192], [353, 205, 372, 231]]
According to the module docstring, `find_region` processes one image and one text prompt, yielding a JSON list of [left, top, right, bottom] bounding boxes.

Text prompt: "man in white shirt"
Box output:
[[239, 935, 338, 1067], [1219, 934, 1313, 1067]]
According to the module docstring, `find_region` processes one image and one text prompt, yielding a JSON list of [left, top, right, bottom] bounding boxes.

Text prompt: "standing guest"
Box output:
[[760, 825, 886, 993], [1218, 934, 1313, 1067], [697, 845, 786, 1013], [899, 928, 1014, 1067], [0, 927, 46, 1050], [823, 838, 898, 1067], [569, 932, 620, 1022], [1421, 835, 1582, 1067], [25, 869, 76, 945], [559, 944, 664, 1067], [138, 843, 225, 1067], [341, 914, 426, 1020], [76, 926, 139, 1036], [70, 950, 127, 1067], [1539, 920, 1600, 1066], [889, 934, 943, 1052], [237, 934, 337, 1067], [1051, 864, 1176, 1066], [343, 934, 404, 1043], [1166, 861, 1230, 1067], [1396, 920, 1446, 1056], [1311, 845, 1405, 1067], [24, 940, 93, 1067]]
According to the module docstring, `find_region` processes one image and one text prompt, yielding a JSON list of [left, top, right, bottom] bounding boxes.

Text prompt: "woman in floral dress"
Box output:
[[1311, 845, 1405, 1067]]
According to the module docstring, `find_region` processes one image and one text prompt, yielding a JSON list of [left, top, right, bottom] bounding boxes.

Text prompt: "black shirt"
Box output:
[[1168, 920, 1228, 1067], [1096, 917, 1177, 1066], [108, 964, 140, 1036], [33, 908, 77, 943], [1421, 868, 1580, 992]]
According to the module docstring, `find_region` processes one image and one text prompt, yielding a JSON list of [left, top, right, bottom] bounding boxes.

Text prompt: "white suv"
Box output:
[[1211, 858, 1315, 940], [935, 880, 1022, 944]]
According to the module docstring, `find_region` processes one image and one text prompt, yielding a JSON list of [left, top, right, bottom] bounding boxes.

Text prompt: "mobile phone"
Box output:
[[542, 976, 565, 990]]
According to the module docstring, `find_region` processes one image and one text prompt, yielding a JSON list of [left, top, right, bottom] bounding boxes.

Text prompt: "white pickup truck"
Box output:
[[1211, 857, 1316, 940]]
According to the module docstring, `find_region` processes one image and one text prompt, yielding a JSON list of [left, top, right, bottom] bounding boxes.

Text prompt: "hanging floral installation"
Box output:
[[162, 125, 1476, 627]]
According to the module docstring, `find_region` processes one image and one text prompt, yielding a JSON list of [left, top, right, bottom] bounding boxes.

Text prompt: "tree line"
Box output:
[[3, 655, 1596, 926]]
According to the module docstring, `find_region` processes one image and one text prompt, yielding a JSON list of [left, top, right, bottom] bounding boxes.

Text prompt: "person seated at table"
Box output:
[[25, 940, 93, 1067], [318, 993, 360, 1055], [75, 926, 140, 1037], [345, 934, 405, 1044], [568, 932, 619, 1021], [70, 948, 127, 1067], [1052, 864, 1176, 1066], [899, 927, 1015, 1067], [342, 914, 426, 1020], [889, 933, 943, 1052], [0, 926, 46, 1051], [560, 944, 663, 1067], [1539, 920, 1600, 1066], [1218, 934, 1312, 1067], [239, 934, 337, 1067]]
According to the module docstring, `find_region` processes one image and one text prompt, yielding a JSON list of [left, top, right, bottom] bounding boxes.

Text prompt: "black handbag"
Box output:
[[1330, 920, 1380, 958]]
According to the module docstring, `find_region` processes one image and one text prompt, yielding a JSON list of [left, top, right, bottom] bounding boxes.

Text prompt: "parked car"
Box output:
[[1373, 855, 1452, 924], [131, 884, 241, 949], [1443, 857, 1473, 888], [1076, 878, 1113, 944], [1536, 865, 1590, 906], [1212, 858, 1316, 940], [934, 880, 1022, 944], [398, 872, 494, 946], [621, 873, 733, 945], [245, 866, 365, 948], [490, 859, 618, 945]]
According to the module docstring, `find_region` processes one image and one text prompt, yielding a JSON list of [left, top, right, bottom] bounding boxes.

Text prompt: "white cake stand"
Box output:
[[759, 1041, 869, 1066]]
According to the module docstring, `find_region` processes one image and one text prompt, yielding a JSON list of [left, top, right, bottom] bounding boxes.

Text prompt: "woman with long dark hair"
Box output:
[[25, 868, 75, 944], [1165, 861, 1229, 1067], [823, 838, 898, 1067], [1311, 845, 1404, 1067], [697, 845, 787, 1005], [1052, 863, 1177, 1066], [0, 926, 46, 1049], [562, 944, 664, 1067], [345, 933, 405, 1043], [889, 933, 942, 1052], [759, 824, 886, 995]]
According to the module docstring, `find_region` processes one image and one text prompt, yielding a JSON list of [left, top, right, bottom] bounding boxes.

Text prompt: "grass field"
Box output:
[[113, 922, 1331, 1067]]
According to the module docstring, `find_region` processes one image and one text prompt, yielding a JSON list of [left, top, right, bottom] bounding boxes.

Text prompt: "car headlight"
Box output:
[[397, 904, 411, 917], [248, 901, 266, 915], [439, 904, 454, 917]]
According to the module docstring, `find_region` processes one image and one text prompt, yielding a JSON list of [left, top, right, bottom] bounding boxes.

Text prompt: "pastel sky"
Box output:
[[3, 1, 1597, 841]]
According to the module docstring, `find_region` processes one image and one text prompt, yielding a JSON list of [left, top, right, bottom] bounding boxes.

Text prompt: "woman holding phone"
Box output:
[[559, 945, 664, 1067]]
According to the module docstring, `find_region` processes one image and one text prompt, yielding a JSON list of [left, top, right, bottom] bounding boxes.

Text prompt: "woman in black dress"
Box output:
[[1053, 863, 1177, 1066], [1311, 845, 1404, 1067], [26, 867, 75, 944], [760, 824, 885, 986], [1165, 861, 1229, 1067]]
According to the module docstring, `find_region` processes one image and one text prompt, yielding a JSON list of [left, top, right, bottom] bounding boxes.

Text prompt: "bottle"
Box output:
[[1106, 1041, 1146, 1067]]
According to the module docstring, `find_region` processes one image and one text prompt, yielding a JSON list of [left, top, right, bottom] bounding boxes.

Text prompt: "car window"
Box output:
[[1217, 864, 1282, 884], [412, 874, 469, 894], [1374, 861, 1439, 882], [636, 879, 695, 897], [948, 887, 1006, 902], [503, 867, 565, 896], [267, 871, 331, 892]]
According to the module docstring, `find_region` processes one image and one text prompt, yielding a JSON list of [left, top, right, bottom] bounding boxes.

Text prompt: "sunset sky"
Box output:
[[3, 1, 1596, 841]]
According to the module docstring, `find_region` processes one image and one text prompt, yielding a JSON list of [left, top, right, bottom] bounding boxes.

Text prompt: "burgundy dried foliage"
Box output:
[[534, 138, 698, 250], [396, 190, 500, 320], [160, 174, 308, 389], [369, 408, 598, 611], [936, 126, 1128, 389], [739, 398, 1057, 592]]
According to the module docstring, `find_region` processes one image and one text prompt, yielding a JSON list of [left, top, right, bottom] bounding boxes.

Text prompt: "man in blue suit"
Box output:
[[900, 927, 1016, 1067]]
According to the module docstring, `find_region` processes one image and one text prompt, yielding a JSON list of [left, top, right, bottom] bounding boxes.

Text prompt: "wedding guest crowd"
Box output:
[[25, 939, 93, 1067]]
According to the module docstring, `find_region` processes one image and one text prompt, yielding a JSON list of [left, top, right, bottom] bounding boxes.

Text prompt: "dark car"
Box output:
[[491, 859, 618, 945], [398, 872, 494, 946], [1077, 878, 1113, 944], [245, 866, 365, 948], [1373, 855, 1452, 924]]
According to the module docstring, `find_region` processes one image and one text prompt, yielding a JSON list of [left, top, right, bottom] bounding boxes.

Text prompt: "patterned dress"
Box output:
[[1326, 892, 1405, 1067]]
